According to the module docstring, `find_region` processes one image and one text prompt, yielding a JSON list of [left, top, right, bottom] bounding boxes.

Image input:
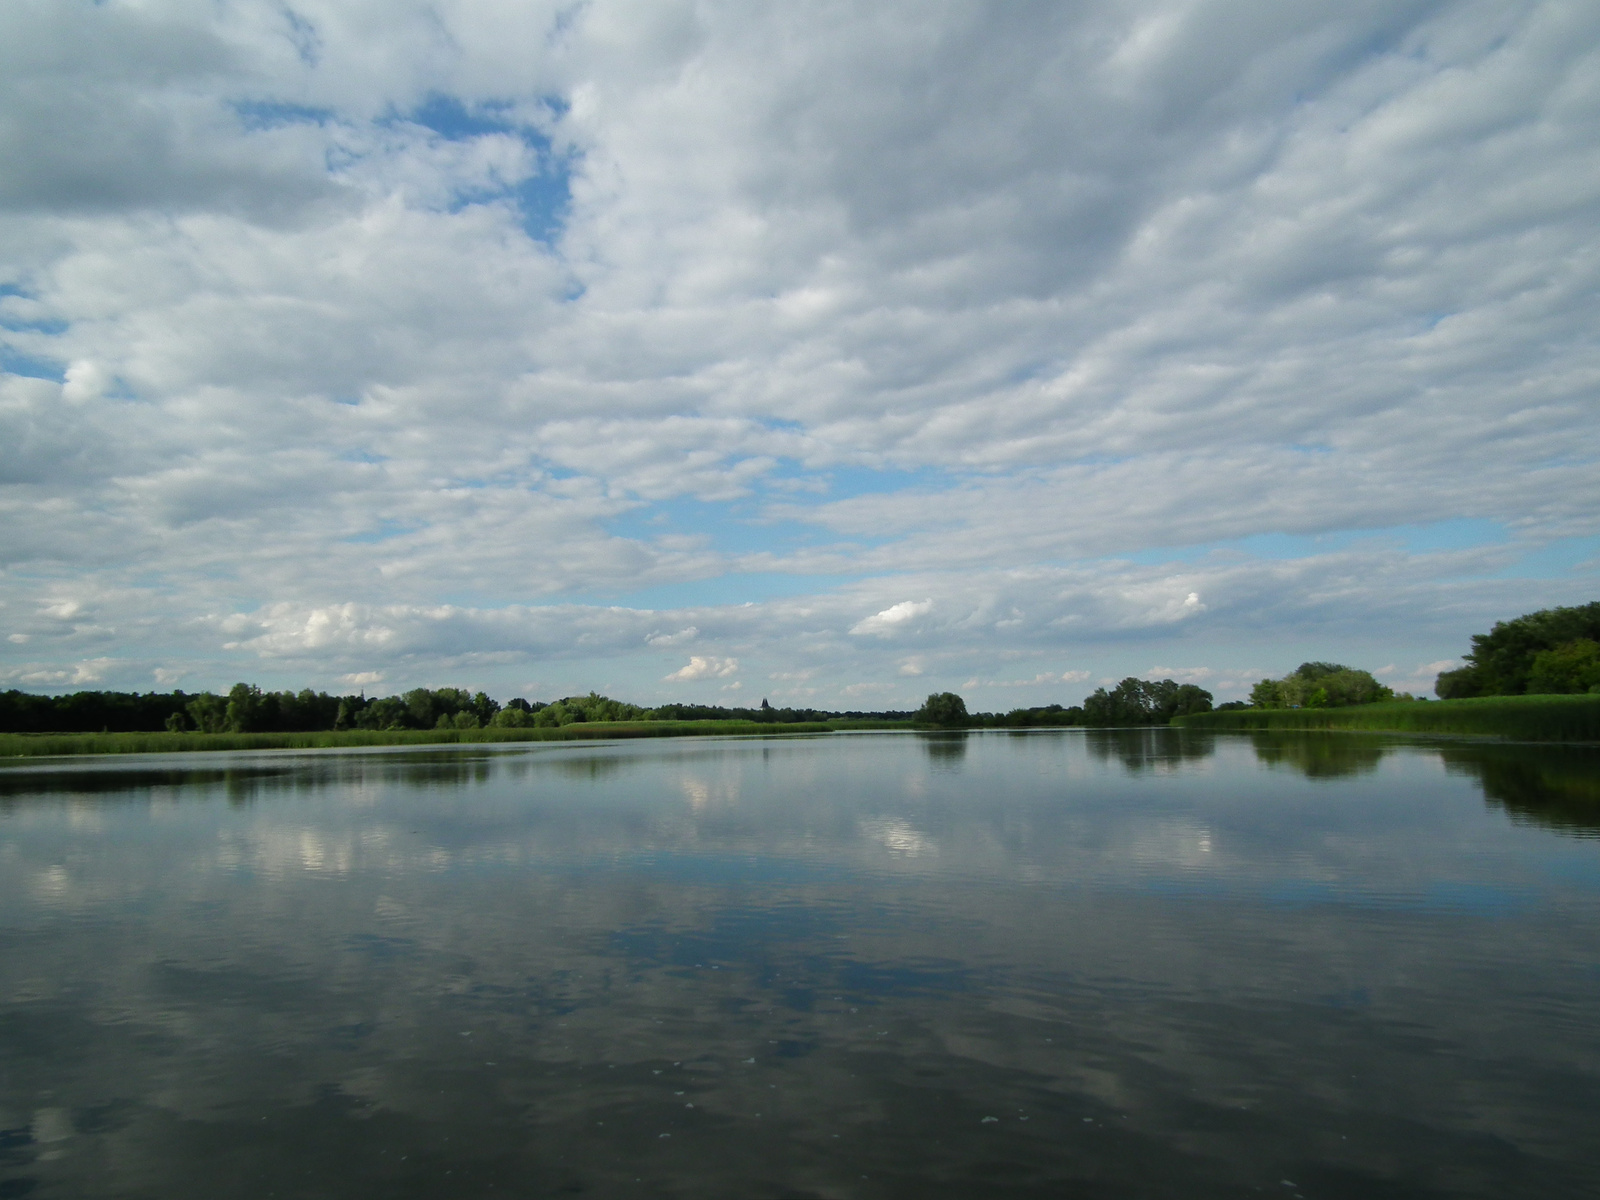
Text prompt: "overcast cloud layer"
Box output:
[[2, 0, 1597, 706]]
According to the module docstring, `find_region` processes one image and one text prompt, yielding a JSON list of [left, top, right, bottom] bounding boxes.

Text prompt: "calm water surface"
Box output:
[[2, 729, 1598, 1198]]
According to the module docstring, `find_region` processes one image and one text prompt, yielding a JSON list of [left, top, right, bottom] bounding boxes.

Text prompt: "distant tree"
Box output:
[[355, 697, 408, 730], [1437, 603, 1600, 697], [1001, 703, 1084, 727], [1434, 665, 1481, 699], [186, 692, 229, 734], [1082, 678, 1212, 726], [1249, 664, 1391, 709], [916, 692, 969, 728]]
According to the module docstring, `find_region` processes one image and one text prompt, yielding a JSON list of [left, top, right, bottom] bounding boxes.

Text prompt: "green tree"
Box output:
[[355, 697, 408, 729], [1526, 639, 1600, 694], [1250, 664, 1390, 709], [1082, 678, 1211, 725], [1250, 678, 1285, 708], [186, 692, 228, 733], [916, 692, 969, 728], [1439, 601, 1600, 696], [222, 683, 262, 732]]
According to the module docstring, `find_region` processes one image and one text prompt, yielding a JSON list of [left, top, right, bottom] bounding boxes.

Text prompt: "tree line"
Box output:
[[0, 686, 915, 735], [913, 678, 1215, 729]]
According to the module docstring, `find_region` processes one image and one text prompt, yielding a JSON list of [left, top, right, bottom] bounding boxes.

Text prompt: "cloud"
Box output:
[[665, 655, 739, 681], [1146, 666, 1216, 684], [646, 626, 698, 646], [850, 599, 934, 636], [2, 1, 1595, 700], [842, 682, 894, 697]]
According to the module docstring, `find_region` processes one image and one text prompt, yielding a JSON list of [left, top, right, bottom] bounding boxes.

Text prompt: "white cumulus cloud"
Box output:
[[851, 599, 934, 636], [665, 655, 739, 681]]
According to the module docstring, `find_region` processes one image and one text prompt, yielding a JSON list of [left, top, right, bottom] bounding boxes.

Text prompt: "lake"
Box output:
[[2, 729, 1598, 1198]]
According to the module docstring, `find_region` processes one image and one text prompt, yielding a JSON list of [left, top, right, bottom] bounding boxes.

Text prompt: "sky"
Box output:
[[1, 0, 1597, 709]]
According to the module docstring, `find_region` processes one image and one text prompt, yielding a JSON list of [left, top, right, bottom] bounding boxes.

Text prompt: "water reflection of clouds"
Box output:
[[0, 733, 1597, 1196], [679, 772, 741, 813], [859, 818, 937, 859], [1124, 822, 1216, 871]]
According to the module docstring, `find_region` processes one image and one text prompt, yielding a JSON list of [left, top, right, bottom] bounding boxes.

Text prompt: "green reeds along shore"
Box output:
[[0, 719, 912, 760], [1173, 693, 1600, 742]]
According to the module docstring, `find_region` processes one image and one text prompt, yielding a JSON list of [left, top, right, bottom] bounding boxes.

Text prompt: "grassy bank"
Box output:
[[0, 718, 912, 760], [1174, 693, 1600, 742]]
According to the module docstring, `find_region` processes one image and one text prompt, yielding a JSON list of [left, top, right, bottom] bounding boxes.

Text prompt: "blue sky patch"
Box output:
[[401, 93, 573, 244], [0, 348, 64, 382]]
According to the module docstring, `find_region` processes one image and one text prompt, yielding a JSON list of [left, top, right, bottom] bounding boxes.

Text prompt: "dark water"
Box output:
[[2, 730, 1598, 1199]]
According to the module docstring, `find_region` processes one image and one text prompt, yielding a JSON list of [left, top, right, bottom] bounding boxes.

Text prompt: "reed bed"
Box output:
[[1174, 694, 1600, 741]]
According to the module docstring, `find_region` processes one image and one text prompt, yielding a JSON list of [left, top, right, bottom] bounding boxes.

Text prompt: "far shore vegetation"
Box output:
[[1175, 693, 1600, 742], [2, 601, 1595, 757], [1178, 601, 1600, 742]]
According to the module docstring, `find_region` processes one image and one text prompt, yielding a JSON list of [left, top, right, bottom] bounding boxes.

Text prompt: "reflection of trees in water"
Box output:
[[0, 765, 292, 801], [1249, 733, 1391, 779], [0, 765, 302, 811], [1084, 728, 1215, 772], [1440, 744, 1600, 837], [918, 732, 968, 769], [0, 751, 506, 809]]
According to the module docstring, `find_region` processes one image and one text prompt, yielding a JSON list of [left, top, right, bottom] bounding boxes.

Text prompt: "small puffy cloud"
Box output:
[[665, 655, 739, 681], [61, 361, 109, 404], [1147, 666, 1215, 683], [41, 600, 84, 621], [850, 599, 933, 636], [897, 656, 925, 676], [340, 671, 385, 686]]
